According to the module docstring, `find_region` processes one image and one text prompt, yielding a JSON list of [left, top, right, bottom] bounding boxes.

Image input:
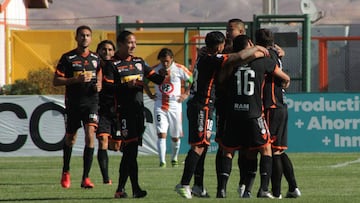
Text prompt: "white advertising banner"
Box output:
[[0, 95, 158, 157]]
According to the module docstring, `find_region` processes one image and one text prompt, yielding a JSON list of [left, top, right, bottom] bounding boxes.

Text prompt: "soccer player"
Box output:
[[110, 30, 165, 199], [255, 28, 301, 199], [54, 25, 102, 189], [219, 34, 290, 199], [144, 48, 193, 168], [215, 18, 247, 198], [95, 40, 116, 185], [175, 31, 269, 199]]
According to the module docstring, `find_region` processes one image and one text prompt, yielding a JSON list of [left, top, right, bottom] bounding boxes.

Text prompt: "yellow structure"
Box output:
[[9, 29, 199, 84]]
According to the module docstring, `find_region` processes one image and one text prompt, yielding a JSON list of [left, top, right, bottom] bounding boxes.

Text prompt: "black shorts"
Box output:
[[222, 115, 271, 151], [187, 102, 214, 146], [118, 106, 145, 143], [65, 103, 98, 134], [265, 107, 288, 150], [97, 114, 117, 137]]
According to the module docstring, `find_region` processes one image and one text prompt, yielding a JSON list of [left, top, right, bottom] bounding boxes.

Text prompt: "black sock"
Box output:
[[238, 151, 246, 186], [194, 147, 207, 187], [271, 155, 283, 197], [244, 158, 257, 193], [260, 155, 272, 192], [180, 149, 200, 185], [127, 142, 141, 193], [117, 144, 131, 191], [215, 148, 222, 190], [218, 156, 232, 192], [62, 143, 72, 172], [281, 153, 298, 191], [97, 149, 109, 182], [82, 146, 94, 180]]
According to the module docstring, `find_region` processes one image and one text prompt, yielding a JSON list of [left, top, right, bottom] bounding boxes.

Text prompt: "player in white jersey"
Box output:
[[145, 48, 193, 167]]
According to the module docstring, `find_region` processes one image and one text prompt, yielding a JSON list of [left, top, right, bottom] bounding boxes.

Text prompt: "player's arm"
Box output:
[[272, 64, 290, 88], [96, 66, 103, 92], [53, 56, 87, 86], [144, 64, 165, 85], [143, 79, 155, 100]]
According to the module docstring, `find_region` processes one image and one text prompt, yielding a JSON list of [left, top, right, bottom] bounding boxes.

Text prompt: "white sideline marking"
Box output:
[[330, 158, 360, 168]]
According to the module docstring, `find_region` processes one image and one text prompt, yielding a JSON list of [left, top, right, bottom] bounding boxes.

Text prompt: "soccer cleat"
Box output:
[[61, 172, 71, 188], [257, 189, 274, 199], [216, 189, 226, 198], [191, 185, 210, 198], [175, 184, 192, 199], [237, 184, 245, 197], [242, 191, 251, 198], [114, 189, 128, 198], [103, 179, 112, 185], [171, 160, 179, 167], [286, 188, 301, 198], [80, 177, 94, 189], [274, 194, 283, 199], [159, 162, 166, 168], [133, 189, 147, 198]]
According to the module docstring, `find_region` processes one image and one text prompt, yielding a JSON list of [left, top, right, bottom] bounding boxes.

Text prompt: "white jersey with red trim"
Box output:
[[153, 62, 192, 111]]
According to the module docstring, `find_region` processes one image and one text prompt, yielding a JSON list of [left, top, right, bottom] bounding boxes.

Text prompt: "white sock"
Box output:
[[171, 139, 180, 161], [157, 138, 166, 163]]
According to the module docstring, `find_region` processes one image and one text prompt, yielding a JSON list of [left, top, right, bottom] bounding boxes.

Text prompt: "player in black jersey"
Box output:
[[218, 35, 290, 199], [256, 28, 301, 199], [175, 31, 269, 199], [95, 40, 116, 185], [110, 30, 165, 199], [215, 18, 247, 198], [54, 25, 102, 189]]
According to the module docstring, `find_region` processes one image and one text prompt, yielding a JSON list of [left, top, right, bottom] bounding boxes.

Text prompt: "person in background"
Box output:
[[110, 30, 165, 199], [54, 25, 102, 189], [144, 48, 193, 168], [255, 28, 301, 199], [95, 40, 116, 185]]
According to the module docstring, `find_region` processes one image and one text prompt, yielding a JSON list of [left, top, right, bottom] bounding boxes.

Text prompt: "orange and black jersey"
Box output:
[[110, 55, 164, 108], [55, 49, 101, 104], [263, 48, 286, 109], [227, 57, 278, 119], [189, 54, 229, 107]]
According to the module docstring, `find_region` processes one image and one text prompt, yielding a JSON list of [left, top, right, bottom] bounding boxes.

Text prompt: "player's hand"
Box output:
[[177, 93, 189, 103], [255, 45, 269, 57], [274, 44, 285, 57], [96, 82, 102, 92], [282, 80, 290, 88], [158, 68, 167, 77]]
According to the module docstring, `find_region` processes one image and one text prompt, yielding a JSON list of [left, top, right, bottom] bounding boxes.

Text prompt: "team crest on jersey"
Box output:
[[135, 63, 142, 71], [159, 83, 174, 95], [92, 60, 98, 68]]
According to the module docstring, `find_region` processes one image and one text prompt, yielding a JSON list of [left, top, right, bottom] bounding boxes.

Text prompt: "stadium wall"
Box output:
[[0, 93, 359, 157]]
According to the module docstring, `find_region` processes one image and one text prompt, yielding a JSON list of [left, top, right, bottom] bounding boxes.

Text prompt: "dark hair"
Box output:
[[205, 31, 225, 49], [117, 30, 134, 44], [76, 25, 92, 36], [233, 35, 251, 52], [255, 28, 274, 47], [96, 40, 116, 53], [228, 18, 244, 24], [157, 48, 174, 59]]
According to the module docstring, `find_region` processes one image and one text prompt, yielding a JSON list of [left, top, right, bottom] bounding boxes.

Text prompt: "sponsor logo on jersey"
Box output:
[[159, 83, 174, 95], [135, 63, 142, 71], [92, 60, 98, 68]]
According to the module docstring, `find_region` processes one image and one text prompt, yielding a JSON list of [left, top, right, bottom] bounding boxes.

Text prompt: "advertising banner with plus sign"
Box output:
[[286, 93, 360, 152]]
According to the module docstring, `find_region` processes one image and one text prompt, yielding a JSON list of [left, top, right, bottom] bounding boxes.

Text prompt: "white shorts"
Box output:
[[154, 108, 183, 138]]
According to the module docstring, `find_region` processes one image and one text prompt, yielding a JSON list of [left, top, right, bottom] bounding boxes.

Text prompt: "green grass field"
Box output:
[[0, 153, 359, 203]]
